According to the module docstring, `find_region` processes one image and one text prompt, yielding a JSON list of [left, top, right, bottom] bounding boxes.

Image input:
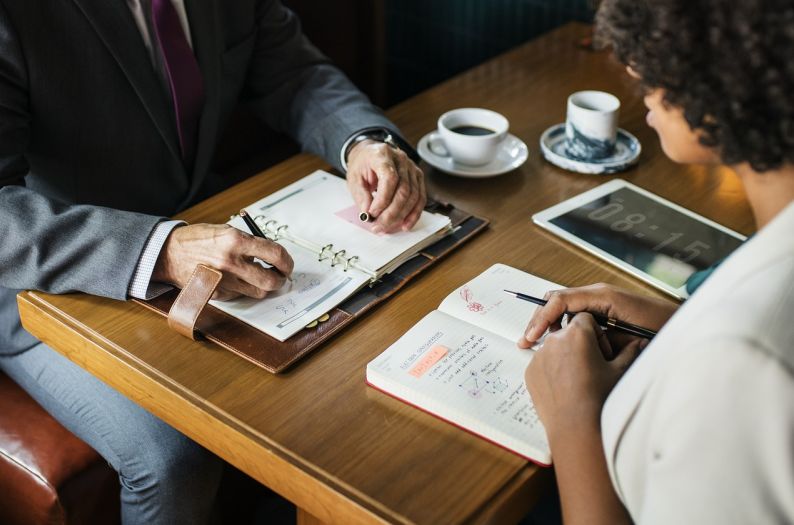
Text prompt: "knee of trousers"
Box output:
[[117, 432, 223, 495]]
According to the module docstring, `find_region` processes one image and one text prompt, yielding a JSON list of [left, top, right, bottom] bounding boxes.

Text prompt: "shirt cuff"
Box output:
[[128, 220, 185, 300]]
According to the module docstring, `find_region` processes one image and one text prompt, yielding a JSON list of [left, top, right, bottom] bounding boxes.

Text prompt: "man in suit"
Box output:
[[0, 0, 426, 522]]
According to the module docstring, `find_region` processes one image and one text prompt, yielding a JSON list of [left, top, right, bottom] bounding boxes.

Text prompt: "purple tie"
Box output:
[[150, 0, 205, 163]]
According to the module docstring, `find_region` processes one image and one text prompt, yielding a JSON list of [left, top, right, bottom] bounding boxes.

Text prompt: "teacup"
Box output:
[[564, 91, 620, 161], [428, 108, 509, 166]]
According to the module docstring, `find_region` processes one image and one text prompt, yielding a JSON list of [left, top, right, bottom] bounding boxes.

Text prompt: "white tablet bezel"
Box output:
[[532, 179, 747, 300]]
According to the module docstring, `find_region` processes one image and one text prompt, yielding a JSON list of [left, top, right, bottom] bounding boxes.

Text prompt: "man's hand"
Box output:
[[152, 224, 294, 301], [346, 139, 426, 234], [518, 283, 678, 350], [525, 313, 644, 440]]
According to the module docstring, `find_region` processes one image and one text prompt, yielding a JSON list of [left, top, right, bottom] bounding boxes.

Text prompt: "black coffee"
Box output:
[[450, 125, 495, 136]]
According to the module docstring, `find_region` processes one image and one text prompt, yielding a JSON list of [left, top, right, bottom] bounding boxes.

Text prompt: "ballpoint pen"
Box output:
[[503, 290, 656, 339], [239, 209, 293, 282]]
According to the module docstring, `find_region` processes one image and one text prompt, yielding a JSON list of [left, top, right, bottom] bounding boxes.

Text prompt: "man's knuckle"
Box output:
[[267, 273, 286, 290], [225, 225, 242, 238], [396, 186, 412, 201], [268, 241, 285, 258], [380, 210, 397, 223], [221, 228, 243, 248], [216, 257, 235, 273]]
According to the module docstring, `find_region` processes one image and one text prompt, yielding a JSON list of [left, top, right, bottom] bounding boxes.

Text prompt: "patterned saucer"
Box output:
[[539, 123, 641, 175]]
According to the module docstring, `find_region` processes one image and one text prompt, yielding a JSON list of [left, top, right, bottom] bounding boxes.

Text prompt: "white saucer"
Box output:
[[417, 132, 528, 177], [539, 123, 641, 175]]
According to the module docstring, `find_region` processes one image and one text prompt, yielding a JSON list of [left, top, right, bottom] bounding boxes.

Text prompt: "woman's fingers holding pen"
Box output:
[[518, 285, 620, 348], [525, 312, 643, 436], [152, 224, 294, 300], [518, 283, 679, 349]]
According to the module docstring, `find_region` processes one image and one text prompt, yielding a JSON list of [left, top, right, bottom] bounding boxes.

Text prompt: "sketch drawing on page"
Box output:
[[460, 286, 484, 312], [459, 370, 510, 399]]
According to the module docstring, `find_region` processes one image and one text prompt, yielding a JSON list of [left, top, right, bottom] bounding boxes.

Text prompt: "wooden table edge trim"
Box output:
[[17, 291, 398, 525], [465, 465, 555, 525]]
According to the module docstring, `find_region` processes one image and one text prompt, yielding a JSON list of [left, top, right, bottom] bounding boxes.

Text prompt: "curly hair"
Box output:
[[595, 0, 794, 172]]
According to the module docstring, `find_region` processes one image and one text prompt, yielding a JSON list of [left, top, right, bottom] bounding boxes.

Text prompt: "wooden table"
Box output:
[[17, 23, 754, 525]]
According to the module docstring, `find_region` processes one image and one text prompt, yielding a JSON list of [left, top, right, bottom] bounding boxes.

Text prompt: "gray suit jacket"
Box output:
[[0, 0, 396, 354]]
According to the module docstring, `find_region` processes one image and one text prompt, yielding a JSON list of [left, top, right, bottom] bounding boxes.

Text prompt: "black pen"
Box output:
[[503, 290, 656, 340], [239, 209, 292, 282]]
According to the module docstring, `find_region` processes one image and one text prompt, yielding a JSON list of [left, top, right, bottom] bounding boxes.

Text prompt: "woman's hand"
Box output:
[[526, 313, 638, 525], [518, 283, 677, 350], [152, 224, 294, 301], [525, 313, 644, 440]]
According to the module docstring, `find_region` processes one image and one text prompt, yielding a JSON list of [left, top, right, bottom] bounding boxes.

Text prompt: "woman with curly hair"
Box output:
[[518, 1, 794, 523]]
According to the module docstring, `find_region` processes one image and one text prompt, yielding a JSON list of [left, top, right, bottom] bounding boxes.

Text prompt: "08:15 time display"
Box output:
[[587, 202, 711, 264]]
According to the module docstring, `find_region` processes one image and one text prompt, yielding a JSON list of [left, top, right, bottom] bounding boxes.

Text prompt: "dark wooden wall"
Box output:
[[384, 0, 593, 104], [214, 0, 593, 181]]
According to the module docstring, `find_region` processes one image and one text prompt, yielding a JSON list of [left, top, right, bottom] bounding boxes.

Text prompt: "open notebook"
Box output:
[[366, 264, 564, 465], [210, 171, 452, 341]]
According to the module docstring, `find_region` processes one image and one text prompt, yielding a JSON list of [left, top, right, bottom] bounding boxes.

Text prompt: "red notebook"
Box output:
[[366, 264, 560, 465]]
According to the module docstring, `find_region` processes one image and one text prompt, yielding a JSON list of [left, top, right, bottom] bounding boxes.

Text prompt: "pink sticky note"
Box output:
[[409, 345, 449, 378], [334, 205, 376, 232]]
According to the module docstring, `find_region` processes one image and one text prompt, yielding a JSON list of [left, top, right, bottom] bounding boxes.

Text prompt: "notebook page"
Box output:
[[367, 309, 550, 463], [244, 171, 451, 273], [210, 215, 370, 341], [438, 264, 564, 343]]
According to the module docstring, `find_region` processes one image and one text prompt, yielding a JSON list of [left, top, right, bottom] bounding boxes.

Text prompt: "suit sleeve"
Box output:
[[242, 0, 400, 172], [0, 3, 165, 300], [633, 338, 794, 523]]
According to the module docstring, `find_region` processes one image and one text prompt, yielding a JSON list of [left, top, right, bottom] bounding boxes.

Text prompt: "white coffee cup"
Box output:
[[565, 91, 620, 161], [428, 108, 509, 166]]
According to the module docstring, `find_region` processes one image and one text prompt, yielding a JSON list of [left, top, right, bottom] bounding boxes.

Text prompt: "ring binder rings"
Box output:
[[134, 171, 489, 373], [249, 215, 379, 280]]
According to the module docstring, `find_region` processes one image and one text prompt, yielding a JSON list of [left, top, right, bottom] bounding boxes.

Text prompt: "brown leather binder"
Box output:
[[134, 199, 488, 373]]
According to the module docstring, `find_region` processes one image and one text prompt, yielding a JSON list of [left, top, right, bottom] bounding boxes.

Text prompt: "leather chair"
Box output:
[[0, 371, 120, 525]]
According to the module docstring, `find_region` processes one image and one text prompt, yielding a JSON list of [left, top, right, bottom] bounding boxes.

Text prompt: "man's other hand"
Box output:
[[346, 139, 427, 234], [152, 224, 294, 301]]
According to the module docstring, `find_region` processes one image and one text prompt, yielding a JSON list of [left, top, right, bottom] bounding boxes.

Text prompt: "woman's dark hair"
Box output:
[[596, 0, 794, 172]]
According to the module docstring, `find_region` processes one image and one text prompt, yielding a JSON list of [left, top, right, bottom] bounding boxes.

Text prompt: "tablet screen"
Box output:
[[548, 187, 744, 288]]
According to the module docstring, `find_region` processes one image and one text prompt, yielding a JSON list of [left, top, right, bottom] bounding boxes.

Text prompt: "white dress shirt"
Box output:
[[126, 0, 192, 57], [602, 201, 794, 523]]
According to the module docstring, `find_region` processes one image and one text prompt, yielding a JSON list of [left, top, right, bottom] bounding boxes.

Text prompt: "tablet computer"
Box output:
[[532, 179, 746, 299]]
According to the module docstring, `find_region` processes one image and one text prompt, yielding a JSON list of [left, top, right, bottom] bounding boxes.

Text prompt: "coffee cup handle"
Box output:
[[427, 132, 450, 158]]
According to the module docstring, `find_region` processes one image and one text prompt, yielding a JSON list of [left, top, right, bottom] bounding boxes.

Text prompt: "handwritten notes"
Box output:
[[210, 241, 369, 341], [367, 310, 550, 462], [439, 264, 560, 343], [409, 345, 449, 378]]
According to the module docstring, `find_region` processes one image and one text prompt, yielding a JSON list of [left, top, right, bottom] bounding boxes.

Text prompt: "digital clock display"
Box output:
[[549, 187, 744, 288]]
